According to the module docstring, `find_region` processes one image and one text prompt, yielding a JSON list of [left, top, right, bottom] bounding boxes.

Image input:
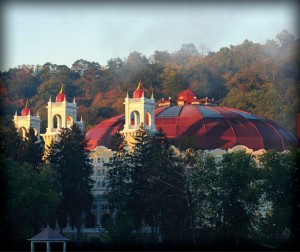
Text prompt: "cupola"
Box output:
[[21, 100, 31, 116], [56, 84, 66, 102], [133, 81, 145, 98]]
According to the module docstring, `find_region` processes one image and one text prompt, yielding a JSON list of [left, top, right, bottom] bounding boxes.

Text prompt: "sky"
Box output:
[[1, 0, 299, 72]]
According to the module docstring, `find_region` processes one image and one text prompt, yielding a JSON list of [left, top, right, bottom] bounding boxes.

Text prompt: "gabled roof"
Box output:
[[28, 227, 69, 241]]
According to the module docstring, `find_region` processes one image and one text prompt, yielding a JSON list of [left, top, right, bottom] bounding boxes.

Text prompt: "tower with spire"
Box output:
[[13, 99, 41, 140], [121, 81, 156, 145], [40, 84, 84, 149]]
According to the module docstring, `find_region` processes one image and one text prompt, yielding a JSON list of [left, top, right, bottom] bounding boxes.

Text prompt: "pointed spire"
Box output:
[[37, 111, 39, 117], [151, 92, 154, 99], [80, 115, 83, 122], [25, 99, 29, 108], [73, 96, 76, 103], [59, 84, 64, 94], [15, 110, 17, 116], [126, 92, 129, 98], [49, 96, 52, 102]]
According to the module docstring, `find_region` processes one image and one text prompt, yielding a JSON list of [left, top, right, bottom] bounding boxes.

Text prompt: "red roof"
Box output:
[[56, 93, 66, 102], [21, 107, 31, 116], [133, 82, 145, 98], [177, 89, 198, 104], [86, 105, 298, 151]]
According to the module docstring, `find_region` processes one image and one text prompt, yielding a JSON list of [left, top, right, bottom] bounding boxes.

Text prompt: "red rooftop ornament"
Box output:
[[56, 84, 66, 102], [133, 81, 145, 98], [21, 99, 31, 116]]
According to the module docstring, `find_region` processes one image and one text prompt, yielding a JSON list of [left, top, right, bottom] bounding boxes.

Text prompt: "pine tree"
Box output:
[[19, 127, 44, 169], [46, 123, 94, 246]]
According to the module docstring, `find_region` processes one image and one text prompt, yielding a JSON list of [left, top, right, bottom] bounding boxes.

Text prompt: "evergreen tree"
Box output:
[[19, 127, 44, 169], [258, 150, 298, 245], [218, 151, 260, 246], [1, 156, 59, 245], [0, 120, 22, 162], [46, 123, 94, 246]]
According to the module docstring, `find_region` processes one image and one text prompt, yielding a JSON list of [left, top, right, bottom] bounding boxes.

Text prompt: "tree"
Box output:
[[0, 120, 22, 162], [258, 150, 298, 245], [19, 127, 44, 170], [1, 156, 59, 245], [184, 149, 220, 237], [275, 30, 295, 49], [106, 127, 193, 245], [218, 151, 260, 246], [150, 50, 171, 65], [160, 62, 184, 99], [46, 124, 94, 246]]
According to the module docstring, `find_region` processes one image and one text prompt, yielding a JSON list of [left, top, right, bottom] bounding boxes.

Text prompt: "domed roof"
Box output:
[[21, 107, 31, 116], [133, 81, 145, 98], [86, 105, 298, 151], [56, 84, 66, 102], [21, 100, 31, 116]]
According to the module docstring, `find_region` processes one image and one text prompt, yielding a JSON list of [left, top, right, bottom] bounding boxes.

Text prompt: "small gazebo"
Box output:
[[28, 226, 69, 252]]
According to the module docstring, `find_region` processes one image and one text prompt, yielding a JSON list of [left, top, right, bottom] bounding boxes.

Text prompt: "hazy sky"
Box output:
[[1, 0, 298, 72]]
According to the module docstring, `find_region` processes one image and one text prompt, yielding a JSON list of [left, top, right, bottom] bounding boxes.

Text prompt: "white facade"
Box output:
[[89, 146, 114, 226], [41, 96, 84, 149], [13, 110, 41, 140], [121, 90, 156, 146]]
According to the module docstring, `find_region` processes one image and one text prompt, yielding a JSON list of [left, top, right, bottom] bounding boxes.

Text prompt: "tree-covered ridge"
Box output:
[[0, 30, 299, 134]]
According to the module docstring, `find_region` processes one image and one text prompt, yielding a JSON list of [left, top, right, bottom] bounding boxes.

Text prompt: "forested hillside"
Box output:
[[0, 30, 299, 134]]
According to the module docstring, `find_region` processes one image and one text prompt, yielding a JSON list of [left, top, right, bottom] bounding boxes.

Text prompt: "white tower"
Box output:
[[121, 82, 156, 145], [40, 84, 84, 149], [13, 100, 41, 140]]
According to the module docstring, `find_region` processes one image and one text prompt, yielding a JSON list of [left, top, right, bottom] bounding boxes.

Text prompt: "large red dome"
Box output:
[[86, 105, 298, 151]]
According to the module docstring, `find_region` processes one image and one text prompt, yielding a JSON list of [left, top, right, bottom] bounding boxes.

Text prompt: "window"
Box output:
[[90, 158, 94, 164], [102, 169, 105, 176], [102, 158, 105, 163], [97, 181, 101, 187], [97, 170, 101, 176], [102, 181, 106, 188], [97, 158, 101, 163]]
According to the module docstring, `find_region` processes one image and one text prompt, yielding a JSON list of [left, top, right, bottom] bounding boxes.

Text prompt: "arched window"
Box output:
[[18, 127, 27, 138], [130, 110, 140, 126], [32, 127, 38, 136], [52, 114, 62, 129], [145, 112, 151, 126], [67, 115, 73, 128]]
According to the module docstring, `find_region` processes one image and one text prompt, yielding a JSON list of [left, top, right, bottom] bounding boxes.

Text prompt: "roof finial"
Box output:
[[59, 84, 64, 94], [80, 115, 83, 122], [73, 96, 76, 103], [151, 92, 154, 99], [25, 99, 29, 108]]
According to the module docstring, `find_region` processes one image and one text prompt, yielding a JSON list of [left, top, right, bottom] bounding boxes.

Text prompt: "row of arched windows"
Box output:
[[130, 110, 152, 126]]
